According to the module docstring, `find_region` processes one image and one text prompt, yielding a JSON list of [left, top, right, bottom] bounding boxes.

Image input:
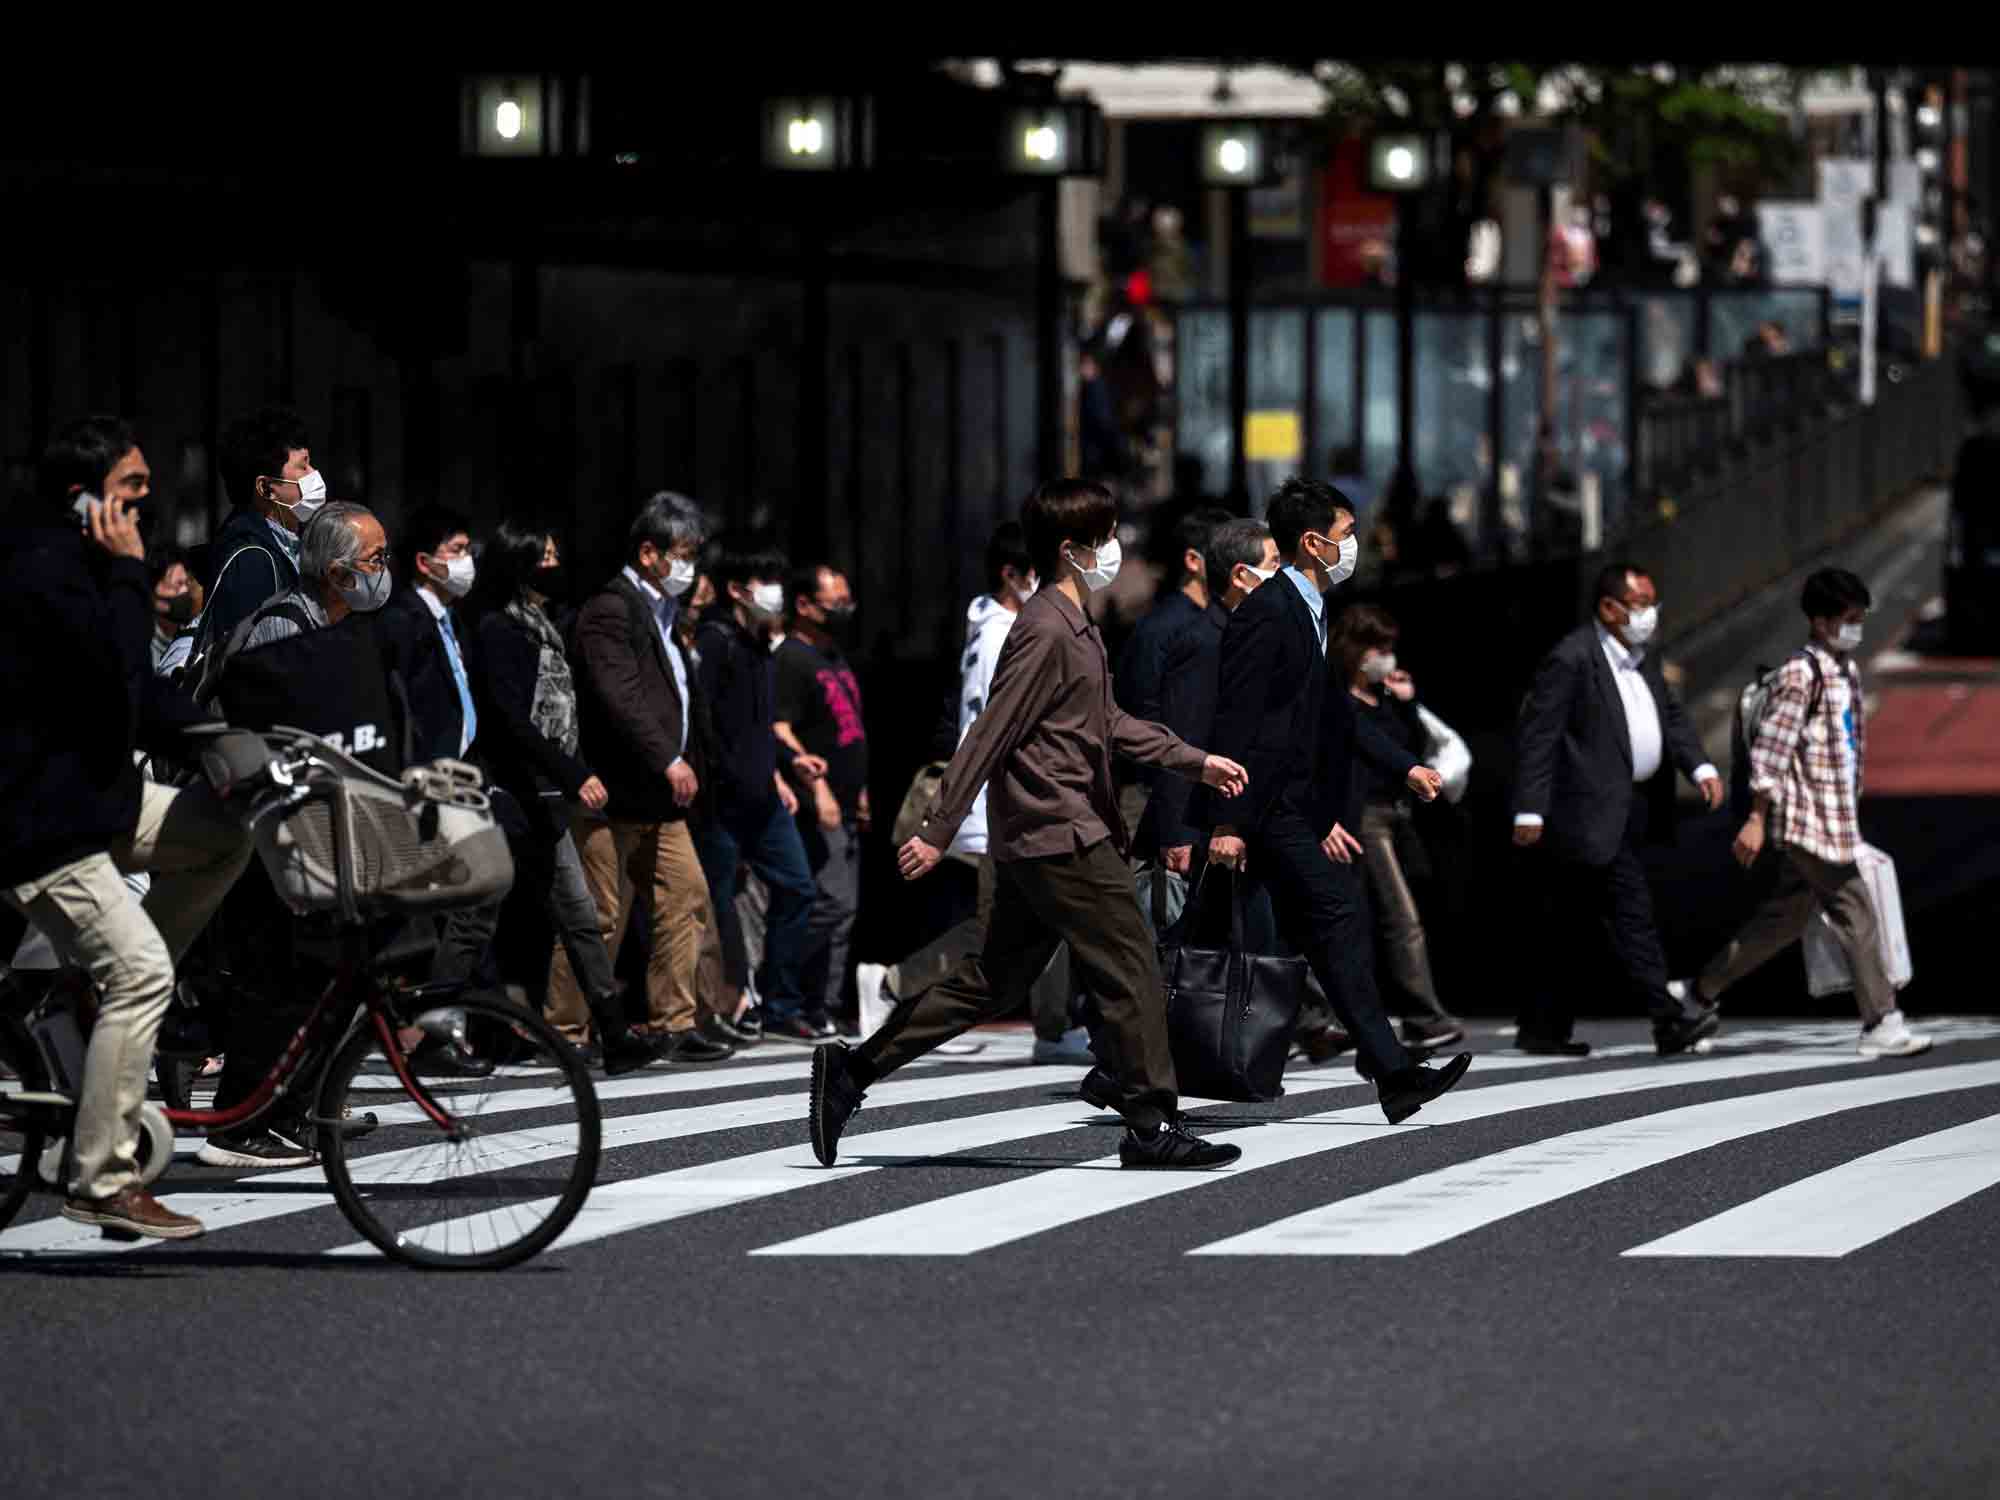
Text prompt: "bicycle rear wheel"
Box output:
[[316, 991, 600, 1269], [0, 1010, 51, 1232]]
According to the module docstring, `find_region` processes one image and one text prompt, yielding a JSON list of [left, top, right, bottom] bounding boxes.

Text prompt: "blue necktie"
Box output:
[[438, 611, 477, 754]]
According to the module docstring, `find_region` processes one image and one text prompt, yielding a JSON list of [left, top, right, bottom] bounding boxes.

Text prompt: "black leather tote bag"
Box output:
[[1156, 869, 1306, 1103]]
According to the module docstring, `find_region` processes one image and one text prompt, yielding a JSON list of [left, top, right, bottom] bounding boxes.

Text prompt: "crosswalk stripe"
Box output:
[[361, 1057, 842, 1126], [1194, 1059, 2000, 1257], [749, 1052, 1870, 1257], [1623, 1110, 2000, 1258], [0, 1063, 1091, 1256]]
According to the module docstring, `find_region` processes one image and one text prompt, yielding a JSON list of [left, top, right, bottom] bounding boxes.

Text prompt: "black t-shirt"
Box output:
[[774, 636, 868, 817]]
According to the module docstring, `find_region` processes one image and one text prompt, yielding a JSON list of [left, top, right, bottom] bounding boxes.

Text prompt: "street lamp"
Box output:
[[1200, 121, 1272, 187], [1367, 130, 1444, 524], [1002, 98, 1104, 176], [761, 95, 874, 171]]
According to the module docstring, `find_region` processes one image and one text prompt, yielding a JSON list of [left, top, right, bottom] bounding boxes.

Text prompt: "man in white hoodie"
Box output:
[[857, 523, 1087, 1061]]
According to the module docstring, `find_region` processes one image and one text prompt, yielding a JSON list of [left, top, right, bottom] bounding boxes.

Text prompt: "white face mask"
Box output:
[[1834, 621, 1864, 652], [1362, 651, 1397, 683], [1070, 536, 1122, 594], [1327, 534, 1359, 588], [748, 582, 785, 618], [1622, 604, 1659, 646], [275, 468, 327, 522], [663, 558, 696, 597], [429, 552, 475, 600], [1240, 563, 1278, 590], [1011, 573, 1039, 605]]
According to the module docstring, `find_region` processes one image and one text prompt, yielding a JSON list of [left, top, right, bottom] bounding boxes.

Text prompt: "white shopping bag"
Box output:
[[1415, 704, 1473, 806], [1802, 844, 1913, 999]]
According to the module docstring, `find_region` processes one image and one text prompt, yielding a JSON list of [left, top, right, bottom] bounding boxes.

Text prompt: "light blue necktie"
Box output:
[[438, 611, 477, 753]]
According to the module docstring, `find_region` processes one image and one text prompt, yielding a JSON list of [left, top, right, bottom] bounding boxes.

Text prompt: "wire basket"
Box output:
[[250, 739, 513, 918]]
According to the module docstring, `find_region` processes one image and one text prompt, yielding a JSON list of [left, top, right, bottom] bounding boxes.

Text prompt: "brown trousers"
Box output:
[[548, 816, 710, 1039], [854, 840, 1177, 1129], [1699, 845, 1896, 1024]]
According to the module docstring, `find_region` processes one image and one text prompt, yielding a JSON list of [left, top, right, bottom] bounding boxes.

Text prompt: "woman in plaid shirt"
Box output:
[[1687, 569, 1931, 1057]]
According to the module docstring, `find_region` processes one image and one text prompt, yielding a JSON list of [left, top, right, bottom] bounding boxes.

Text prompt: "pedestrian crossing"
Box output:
[[4, 1022, 1998, 1264]]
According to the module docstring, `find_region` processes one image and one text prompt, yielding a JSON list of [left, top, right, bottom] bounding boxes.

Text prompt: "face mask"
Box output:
[[274, 468, 327, 522], [1362, 651, 1397, 683], [1070, 536, 1122, 594], [1326, 534, 1360, 588], [663, 558, 697, 597], [533, 565, 569, 604], [749, 582, 785, 618], [1246, 564, 1277, 584], [159, 593, 195, 625], [1622, 604, 1659, 646], [337, 564, 392, 614], [429, 553, 475, 600], [1834, 622, 1864, 652], [1011, 574, 1039, 605]]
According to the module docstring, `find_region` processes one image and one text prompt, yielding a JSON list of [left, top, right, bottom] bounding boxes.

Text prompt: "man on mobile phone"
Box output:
[[0, 416, 252, 1239]]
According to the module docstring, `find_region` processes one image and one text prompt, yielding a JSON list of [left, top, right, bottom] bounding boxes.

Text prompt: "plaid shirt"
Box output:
[[1748, 642, 1864, 864]]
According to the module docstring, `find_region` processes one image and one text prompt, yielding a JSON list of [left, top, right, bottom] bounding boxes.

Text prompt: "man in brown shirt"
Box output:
[[810, 480, 1252, 1171]]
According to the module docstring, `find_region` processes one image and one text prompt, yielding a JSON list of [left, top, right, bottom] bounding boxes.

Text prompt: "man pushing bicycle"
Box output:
[[0, 417, 253, 1239]]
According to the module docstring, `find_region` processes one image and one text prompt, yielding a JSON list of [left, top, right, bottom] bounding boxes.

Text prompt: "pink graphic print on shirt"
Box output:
[[819, 666, 865, 748]]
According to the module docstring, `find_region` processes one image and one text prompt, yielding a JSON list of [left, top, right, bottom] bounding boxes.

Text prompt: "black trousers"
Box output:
[[853, 840, 1176, 1131], [1519, 788, 1699, 1041], [1241, 803, 1410, 1082]]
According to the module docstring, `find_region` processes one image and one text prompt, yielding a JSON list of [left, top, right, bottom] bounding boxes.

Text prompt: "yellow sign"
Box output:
[[1244, 410, 1301, 463]]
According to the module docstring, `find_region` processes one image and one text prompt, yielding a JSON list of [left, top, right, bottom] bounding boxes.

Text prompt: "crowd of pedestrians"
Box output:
[[0, 403, 1933, 1234]]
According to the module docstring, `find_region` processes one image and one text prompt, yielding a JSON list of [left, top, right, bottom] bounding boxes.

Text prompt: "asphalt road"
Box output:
[[6, 1020, 2000, 1500]]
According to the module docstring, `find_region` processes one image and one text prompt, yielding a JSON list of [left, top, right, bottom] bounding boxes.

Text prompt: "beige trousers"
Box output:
[[3, 781, 252, 1199], [547, 817, 710, 1039]]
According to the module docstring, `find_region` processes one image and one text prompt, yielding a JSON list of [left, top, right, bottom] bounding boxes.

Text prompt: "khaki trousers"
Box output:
[[547, 816, 709, 1039], [3, 781, 252, 1199], [1699, 845, 1896, 1024]]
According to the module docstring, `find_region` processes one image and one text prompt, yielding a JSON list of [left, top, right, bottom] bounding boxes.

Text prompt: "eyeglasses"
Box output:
[[356, 549, 391, 572]]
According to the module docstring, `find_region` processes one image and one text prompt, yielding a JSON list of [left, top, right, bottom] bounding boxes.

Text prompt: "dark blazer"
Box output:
[[380, 583, 473, 767], [1113, 589, 1205, 789], [1514, 622, 1711, 866], [1135, 602, 1227, 858], [573, 574, 708, 824]]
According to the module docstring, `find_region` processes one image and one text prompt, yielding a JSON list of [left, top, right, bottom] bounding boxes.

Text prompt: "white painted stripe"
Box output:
[[0, 1063, 1090, 1256], [322, 1067, 1418, 1257], [362, 1058, 836, 1125], [1625, 1111, 2000, 1258], [1197, 1060, 2000, 1257], [752, 1052, 1869, 1257]]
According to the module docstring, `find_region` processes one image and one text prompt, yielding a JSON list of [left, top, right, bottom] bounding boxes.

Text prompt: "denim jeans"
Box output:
[[693, 795, 816, 1022]]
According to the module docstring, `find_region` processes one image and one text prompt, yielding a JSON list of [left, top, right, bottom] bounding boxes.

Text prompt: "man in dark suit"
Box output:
[[1206, 478, 1470, 1124], [1512, 561, 1726, 1057]]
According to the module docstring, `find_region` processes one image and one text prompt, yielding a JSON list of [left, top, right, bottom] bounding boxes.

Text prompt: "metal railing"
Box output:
[[1634, 351, 1841, 500]]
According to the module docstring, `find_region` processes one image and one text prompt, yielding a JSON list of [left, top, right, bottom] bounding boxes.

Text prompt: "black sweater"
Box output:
[[694, 616, 778, 819], [0, 507, 204, 885], [1349, 691, 1428, 811]]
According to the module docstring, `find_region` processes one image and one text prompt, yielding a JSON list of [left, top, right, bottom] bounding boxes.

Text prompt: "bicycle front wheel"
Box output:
[[316, 992, 601, 1269]]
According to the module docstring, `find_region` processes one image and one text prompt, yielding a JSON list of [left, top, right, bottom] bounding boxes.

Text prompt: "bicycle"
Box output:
[[0, 727, 601, 1269]]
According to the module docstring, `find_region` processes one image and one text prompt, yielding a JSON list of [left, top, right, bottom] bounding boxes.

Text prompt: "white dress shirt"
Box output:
[[621, 566, 690, 766], [416, 587, 477, 757], [1514, 624, 1716, 829]]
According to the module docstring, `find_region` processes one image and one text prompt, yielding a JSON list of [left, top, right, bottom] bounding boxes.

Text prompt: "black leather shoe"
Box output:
[[1516, 1035, 1592, 1057], [1655, 1007, 1722, 1057], [809, 1043, 866, 1166], [705, 1012, 760, 1048], [1119, 1122, 1242, 1170], [662, 1029, 734, 1065], [409, 1036, 496, 1079], [1377, 1052, 1473, 1125], [599, 1029, 661, 1077], [1079, 1065, 1120, 1111], [1295, 1024, 1356, 1064]]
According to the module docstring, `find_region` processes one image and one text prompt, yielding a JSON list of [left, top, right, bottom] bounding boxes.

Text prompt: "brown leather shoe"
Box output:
[[1294, 1024, 1356, 1064], [61, 1185, 205, 1240]]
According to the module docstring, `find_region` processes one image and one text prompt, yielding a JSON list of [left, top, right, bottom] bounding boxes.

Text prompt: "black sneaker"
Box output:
[[662, 1028, 735, 1065], [1119, 1122, 1242, 1170], [1655, 1007, 1722, 1058], [196, 1127, 316, 1169], [734, 1006, 765, 1041], [809, 1042, 866, 1166], [804, 1011, 840, 1042], [1377, 1052, 1473, 1125], [766, 1013, 833, 1045]]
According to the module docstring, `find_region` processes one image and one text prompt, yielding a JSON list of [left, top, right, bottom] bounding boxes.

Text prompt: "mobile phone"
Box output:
[[71, 490, 102, 528]]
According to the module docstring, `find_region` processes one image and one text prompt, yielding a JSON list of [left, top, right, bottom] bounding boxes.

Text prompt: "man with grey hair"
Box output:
[[550, 491, 733, 1065]]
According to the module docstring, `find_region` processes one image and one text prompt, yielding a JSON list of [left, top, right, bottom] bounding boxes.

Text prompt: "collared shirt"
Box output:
[[918, 586, 1206, 861], [417, 587, 478, 756], [1749, 641, 1865, 864], [622, 566, 690, 764], [264, 515, 302, 570], [1598, 623, 1664, 783], [1283, 564, 1327, 655]]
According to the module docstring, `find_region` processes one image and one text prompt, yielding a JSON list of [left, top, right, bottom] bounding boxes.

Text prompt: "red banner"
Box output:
[[1317, 135, 1398, 287]]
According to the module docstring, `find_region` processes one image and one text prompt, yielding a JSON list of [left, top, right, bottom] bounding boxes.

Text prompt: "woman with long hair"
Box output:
[[1333, 604, 1465, 1052], [465, 521, 658, 1073]]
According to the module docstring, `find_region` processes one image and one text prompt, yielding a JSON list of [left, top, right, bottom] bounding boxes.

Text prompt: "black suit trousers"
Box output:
[[1243, 804, 1409, 1081], [1520, 783, 1697, 1040]]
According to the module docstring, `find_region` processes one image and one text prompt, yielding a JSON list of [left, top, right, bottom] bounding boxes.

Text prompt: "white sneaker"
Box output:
[[855, 963, 894, 1039], [1859, 1009, 1934, 1058]]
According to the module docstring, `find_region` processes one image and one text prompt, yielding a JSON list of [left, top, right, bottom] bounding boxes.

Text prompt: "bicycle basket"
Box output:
[[253, 739, 513, 916]]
